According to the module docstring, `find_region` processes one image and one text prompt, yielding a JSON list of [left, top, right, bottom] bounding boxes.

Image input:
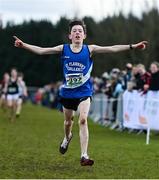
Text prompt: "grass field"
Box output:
[[1, 103, 159, 179]]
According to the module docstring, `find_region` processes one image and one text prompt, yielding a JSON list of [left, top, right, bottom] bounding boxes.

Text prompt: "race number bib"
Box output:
[[66, 73, 83, 87], [8, 87, 17, 93]]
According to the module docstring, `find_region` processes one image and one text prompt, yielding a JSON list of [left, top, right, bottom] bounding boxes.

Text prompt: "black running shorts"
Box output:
[[59, 96, 92, 111]]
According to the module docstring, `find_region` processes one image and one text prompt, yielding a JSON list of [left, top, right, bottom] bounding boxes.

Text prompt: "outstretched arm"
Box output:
[[89, 41, 148, 54], [13, 36, 63, 55]]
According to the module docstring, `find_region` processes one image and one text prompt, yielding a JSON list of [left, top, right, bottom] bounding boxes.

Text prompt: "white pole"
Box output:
[[146, 127, 150, 145]]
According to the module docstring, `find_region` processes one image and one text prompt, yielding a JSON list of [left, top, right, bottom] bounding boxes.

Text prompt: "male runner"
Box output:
[[13, 20, 147, 166]]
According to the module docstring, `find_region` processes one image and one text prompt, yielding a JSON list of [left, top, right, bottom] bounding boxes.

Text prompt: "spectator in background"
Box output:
[[110, 68, 124, 122], [127, 65, 139, 91], [92, 77, 102, 94], [135, 64, 151, 94], [42, 85, 52, 107], [122, 63, 133, 90], [51, 82, 62, 109], [103, 68, 123, 124], [149, 61, 159, 91], [34, 88, 43, 105]]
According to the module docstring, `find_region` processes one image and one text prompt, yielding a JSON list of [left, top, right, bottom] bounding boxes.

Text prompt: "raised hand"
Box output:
[[13, 36, 24, 48], [134, 41, 148, 50]]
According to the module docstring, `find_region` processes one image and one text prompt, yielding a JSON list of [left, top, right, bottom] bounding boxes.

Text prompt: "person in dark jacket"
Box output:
[[149, 61, 159, 91], [135, 64, 151, 93]]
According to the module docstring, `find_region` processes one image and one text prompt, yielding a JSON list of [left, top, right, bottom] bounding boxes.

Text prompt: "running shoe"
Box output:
[[80, 156, 94, 166], [59, 133, 73, 154]]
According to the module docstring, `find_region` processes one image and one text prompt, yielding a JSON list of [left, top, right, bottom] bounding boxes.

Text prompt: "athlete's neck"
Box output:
[[70, 43, 83, 53], [11, 77, 17, 81]]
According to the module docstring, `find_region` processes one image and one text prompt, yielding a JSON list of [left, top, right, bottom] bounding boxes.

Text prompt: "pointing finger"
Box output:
[[13, 36, 20, 41]]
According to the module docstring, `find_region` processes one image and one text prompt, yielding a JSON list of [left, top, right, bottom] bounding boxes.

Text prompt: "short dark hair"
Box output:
[[69, 20, 86, 34], [11, 67, 17, 72]]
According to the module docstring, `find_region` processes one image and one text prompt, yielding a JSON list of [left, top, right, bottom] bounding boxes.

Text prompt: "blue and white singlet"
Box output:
[[59, 44, 93, 99]]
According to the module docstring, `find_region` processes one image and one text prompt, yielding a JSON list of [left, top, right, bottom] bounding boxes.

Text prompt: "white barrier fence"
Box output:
[[90, 91, 159, 144], [123, 90, 159, 144], [123, 90, 159, 130], [89, 93, 123, 128]]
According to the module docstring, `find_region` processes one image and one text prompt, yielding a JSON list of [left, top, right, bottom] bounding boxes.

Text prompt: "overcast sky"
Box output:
[[0, 0, 159, 26]]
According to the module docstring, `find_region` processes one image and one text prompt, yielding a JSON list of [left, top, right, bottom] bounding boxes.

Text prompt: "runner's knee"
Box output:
[[79, 118, 87, 125], [64, 119, 73, 126]]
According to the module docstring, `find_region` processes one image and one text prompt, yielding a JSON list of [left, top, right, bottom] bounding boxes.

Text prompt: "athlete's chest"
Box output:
[[8, 80, 17, 87], [62, 51, 89, 63], [62, 52, 91, 72]]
